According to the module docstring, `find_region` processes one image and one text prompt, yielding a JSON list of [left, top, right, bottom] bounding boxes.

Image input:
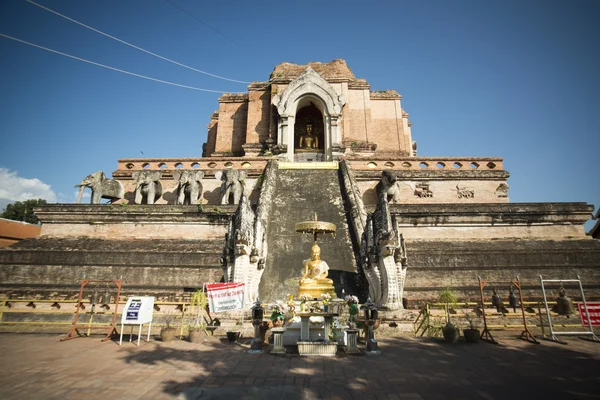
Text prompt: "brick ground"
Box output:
[[0, 333, 598, 399]]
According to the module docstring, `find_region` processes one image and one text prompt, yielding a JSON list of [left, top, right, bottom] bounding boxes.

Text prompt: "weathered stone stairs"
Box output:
[[258, 166, 360, 302]]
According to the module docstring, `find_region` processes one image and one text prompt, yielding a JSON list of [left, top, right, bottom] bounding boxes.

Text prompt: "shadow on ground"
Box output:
[[119, 334, 600, 400]]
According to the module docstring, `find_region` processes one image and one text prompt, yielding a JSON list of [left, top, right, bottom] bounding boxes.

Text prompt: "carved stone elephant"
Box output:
[[75, 171, 124, 204], [132, 171, 163, 204], [217, 169, 246, 205], [375, 170, 400, 202], [172, 170, 204, 205]]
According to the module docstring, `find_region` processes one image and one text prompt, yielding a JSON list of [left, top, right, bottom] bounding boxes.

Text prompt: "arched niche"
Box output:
[[273, 67, 346, 161]]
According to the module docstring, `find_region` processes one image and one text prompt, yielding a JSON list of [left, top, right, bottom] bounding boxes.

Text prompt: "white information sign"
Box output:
[[119, 296, 154, 346], [121, 296, 154, 325]]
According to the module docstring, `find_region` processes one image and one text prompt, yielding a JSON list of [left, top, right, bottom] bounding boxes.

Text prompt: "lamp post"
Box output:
[[364, 298, 381, 354], [249, 299, 264, 354]]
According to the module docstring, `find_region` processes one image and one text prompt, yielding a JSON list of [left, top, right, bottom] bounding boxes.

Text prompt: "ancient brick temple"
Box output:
[[1, 60, 599, 307]]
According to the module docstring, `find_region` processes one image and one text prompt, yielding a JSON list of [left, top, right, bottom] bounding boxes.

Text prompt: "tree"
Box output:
[[1, 199, 47, 225]]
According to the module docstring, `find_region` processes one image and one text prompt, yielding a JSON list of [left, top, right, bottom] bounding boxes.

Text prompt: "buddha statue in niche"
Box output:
[[298, 123, 319, 150]]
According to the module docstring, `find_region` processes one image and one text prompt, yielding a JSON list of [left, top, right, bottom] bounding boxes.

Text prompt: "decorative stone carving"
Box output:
[[414, 183, 433, 198], [495, 183, 509, 198], [360, 182, 408, 310], [172, 170, 204, 205], [272, 67, 346, 115], [75, 171, 124, 204], [375, 170, 401, 203], [222, 195, 258, 305], [216, 169, 246, 205], [271, 143, 287, 155], [242, 143, 263, 157], [132, 171, 163, 204], [272, 67, 346, 161], [221, 161, 277, 304], [456, 185, 475, 199]]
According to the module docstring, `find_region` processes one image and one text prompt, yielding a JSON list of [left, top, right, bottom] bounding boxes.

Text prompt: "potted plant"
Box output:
[[463, 313, 481, 343], [160, 311, 177, 342], [439, 286, 458, 314], [269, 301, 286, 327], [226, 322, 242, 343], [440, 287, 459, 343], [187, 289, 208, 343]]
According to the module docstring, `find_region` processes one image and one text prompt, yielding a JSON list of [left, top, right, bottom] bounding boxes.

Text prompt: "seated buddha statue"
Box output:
[[298, 123, 319, 150], [298, 243, 336, 299]]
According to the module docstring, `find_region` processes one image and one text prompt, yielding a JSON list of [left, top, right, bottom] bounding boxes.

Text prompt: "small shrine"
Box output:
[[296, 215, 337, 299]]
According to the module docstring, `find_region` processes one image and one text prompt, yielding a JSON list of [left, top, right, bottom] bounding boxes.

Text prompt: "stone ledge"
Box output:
[[383, 202, 593, 227], [219, 93, 248, 103], [370, 90, 401, 100], [33, 204, 236, 225]]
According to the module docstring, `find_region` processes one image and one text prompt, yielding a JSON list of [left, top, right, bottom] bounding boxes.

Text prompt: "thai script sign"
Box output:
[[206, 283, 245, 313], [578, 302, 600, 326]]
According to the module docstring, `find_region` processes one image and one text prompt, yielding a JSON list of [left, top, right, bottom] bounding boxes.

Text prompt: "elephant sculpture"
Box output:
[[132, 170, 163, 204], [75, 171, 124, 204], [216, 169, 246, 205], [172, 170, 204, 205], [375, 170, 401, 203]]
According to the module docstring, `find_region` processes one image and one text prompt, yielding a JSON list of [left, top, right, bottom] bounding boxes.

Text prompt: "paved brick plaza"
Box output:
[[0, 333, 598, 399]]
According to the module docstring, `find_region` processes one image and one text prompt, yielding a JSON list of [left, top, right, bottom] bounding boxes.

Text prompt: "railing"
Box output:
[[342, 157, 504, 171], [0, 299, 197, 338], [116, 158, 269, 172], [414, 301, 588, 338]]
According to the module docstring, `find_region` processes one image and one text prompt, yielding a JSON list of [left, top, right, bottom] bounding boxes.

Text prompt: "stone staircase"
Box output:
[[258, 167, 360, 303]]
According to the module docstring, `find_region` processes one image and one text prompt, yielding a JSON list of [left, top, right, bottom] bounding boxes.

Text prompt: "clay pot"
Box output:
[[160, 328, 177, 342], [463, 329, 480, 343], [188, 329, 203, 343], [442, 322, 459, 343], [226, 331, 240, 343]]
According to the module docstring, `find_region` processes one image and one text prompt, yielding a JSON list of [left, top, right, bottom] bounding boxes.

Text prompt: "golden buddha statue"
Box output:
[[298, 242, 336, 299], [298, 123, 319, 150]]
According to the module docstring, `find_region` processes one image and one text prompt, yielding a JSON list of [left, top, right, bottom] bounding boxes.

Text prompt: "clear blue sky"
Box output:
[[1, 0, 598, 229]]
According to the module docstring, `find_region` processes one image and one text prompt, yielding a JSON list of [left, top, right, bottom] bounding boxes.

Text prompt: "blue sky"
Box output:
[[0, 0, 598, 229]]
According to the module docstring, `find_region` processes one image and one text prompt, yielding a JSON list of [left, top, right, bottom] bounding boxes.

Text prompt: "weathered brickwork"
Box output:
[[215, 95, 248, 154], [204, 60, 414, 159], [344, 89, 371, 143], [245, 86, 271, 145]]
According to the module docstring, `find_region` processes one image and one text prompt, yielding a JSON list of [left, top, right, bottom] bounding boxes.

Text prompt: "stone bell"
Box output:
[[89, 290, 99, 305], [104, 291, 112, 304], [491, 287, 503, 312], [508, 286, 518, 313], [556, 286, 574, 316]]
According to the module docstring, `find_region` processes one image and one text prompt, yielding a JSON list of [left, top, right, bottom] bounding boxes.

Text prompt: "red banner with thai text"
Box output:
[[206, 283, 244, 313], [578, 302, 600, 327]]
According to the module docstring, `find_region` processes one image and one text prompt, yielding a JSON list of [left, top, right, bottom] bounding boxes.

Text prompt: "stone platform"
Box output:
[[0, 333, 598, 399]]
